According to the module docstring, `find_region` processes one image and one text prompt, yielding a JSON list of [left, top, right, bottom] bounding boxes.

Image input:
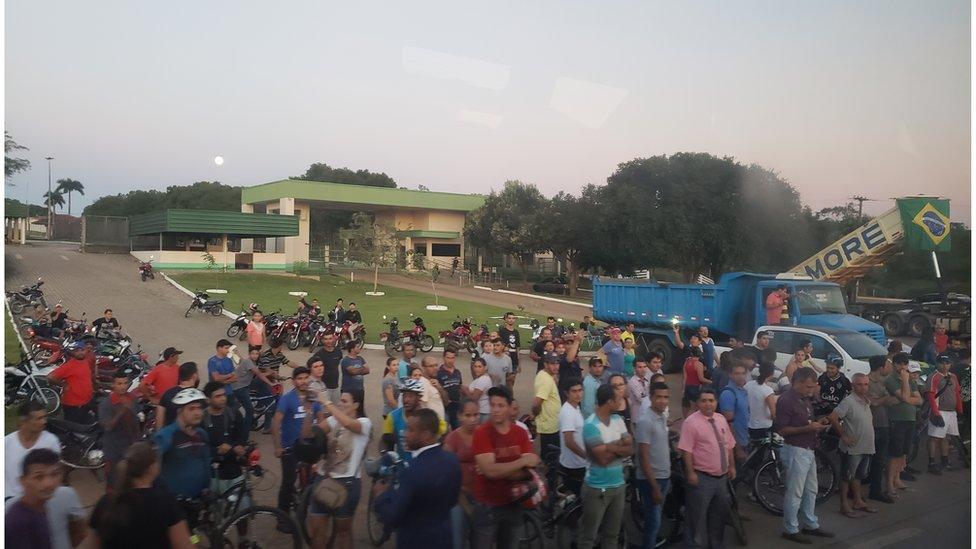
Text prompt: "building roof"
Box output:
[[129, 209, 299, 237], [241, 179, 485, 212]]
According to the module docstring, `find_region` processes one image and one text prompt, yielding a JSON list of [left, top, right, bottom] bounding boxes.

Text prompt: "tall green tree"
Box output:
[[296, 163, 397, 188], [5, 131, 30, 183], [465, 180, 547, 281], [540, 188, 606, 296], [43, 190, 65, 211], [55, 178, 85, 216], [83, 182, 239, 216]]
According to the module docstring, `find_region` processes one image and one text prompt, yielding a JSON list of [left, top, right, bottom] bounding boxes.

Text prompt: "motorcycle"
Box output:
[[46, 415, 106, 471], [139, 257, 155, 281], [336, 320, 366, 351], [307, 317, 336, 354], [439, 316, 485, 355], [271, 314, 300, 345], [226, 303, 260, 340], [287, 314, 319, 351], [381, 316, 433, 357], [4, 353, 62, 414], [6, 277, 47, 314], [184, 291, 225, 317]]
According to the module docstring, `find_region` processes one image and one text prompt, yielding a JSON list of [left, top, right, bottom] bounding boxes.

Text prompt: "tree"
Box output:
[[83, 182, 240, 217], [296, 163, 397, 188], [540, 188, 605, 296], [340, 211, 407, 293], [43, 190, 65, 211], [55, 179, 85, 216], [5, 131, 30, 183], [464, 180, 547, 281]]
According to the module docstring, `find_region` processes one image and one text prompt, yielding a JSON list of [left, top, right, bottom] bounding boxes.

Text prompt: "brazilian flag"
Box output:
[[897, 198, 951, 251]]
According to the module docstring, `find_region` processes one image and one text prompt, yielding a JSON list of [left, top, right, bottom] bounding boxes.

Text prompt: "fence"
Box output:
[[81, 215, 130, 253]]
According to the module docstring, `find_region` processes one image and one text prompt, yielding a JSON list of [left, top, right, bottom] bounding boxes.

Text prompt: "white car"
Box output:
[[715, 325, 890, 380]]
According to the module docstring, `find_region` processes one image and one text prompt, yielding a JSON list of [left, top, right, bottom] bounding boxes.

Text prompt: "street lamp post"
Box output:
[[45, 156, 53, 239]]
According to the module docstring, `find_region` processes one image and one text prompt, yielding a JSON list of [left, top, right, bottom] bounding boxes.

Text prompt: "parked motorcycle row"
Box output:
[[5, 280, 152, 473], [222, 302, 367, 352]]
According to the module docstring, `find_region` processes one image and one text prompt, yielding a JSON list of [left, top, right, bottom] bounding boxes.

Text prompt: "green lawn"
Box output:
[[171, 272, 557, 345]]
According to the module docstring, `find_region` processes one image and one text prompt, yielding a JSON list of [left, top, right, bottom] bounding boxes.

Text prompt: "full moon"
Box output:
[[214, 156, 224, 166]]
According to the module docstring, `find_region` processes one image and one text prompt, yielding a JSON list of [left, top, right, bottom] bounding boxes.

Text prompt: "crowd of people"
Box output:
[[3, 301, 971, 549]]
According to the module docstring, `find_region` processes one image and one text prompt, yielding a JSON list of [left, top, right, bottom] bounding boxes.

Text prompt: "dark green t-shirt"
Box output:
[[884, 373, 918, 422]]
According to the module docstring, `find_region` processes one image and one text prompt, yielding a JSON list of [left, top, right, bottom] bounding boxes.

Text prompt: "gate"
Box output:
[[81, 215, 130, 253]]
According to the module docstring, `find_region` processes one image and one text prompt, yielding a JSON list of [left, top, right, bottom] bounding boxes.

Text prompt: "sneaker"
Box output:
[[928, 463, 943, 475], [801, 528, 836, 538], [782, 532, 813, 544], [905, 465, 920, 474]]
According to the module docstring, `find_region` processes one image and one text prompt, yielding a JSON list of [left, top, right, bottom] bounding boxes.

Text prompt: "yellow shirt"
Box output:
[[621, 331, 636, 343], [534, 370, 561, 435]]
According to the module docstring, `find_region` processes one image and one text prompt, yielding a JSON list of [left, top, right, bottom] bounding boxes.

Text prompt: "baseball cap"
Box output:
[[907, 363, 922, 373], [937, 353, 954, 363], [162, 347, 183, 360], [543, 352, 560, 363]]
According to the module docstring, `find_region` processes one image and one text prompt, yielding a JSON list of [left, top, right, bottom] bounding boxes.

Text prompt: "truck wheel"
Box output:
[[647, 337, 676, 373], [908, 315, 930, 338], [881, 315, 904, 337]]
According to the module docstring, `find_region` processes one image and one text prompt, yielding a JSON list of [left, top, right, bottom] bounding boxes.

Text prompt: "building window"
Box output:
[[431, 243, 461, 257], [414, 244, 427, 256]]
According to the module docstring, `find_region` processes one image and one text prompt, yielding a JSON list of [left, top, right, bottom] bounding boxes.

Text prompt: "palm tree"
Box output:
[[55, 178, 85, 216], [43, 190, 65, 212]]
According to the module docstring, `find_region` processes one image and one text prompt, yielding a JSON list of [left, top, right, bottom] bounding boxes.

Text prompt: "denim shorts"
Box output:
[[309, 476, 361, 519]]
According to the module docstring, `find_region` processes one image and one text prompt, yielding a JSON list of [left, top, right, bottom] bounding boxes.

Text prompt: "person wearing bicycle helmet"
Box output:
[[152, 388, 212, 500], [381, 379, 445, 462], [817, 354, 851, 416], [48, 341, 94, 424]]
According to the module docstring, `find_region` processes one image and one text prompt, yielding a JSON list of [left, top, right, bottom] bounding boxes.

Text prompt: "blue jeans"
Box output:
[[451, 502, 472, 549], [636, 477, 670, 549], [234, 386, 254, 430], [781, 444, 820, 535]]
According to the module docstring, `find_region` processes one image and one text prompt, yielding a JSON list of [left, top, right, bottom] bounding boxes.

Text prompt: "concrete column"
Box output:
[[296, 201, 309, 263], [19, 218, 26, 245], [241, 203, 254, 253], [278, 197, 296, 265], [221, 234, 229, 269]]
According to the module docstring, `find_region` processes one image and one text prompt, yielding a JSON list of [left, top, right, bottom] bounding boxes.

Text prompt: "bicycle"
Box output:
[[179, 442, 302, 548], [750, 432, 839, 516], [248, 378, 287, 432]]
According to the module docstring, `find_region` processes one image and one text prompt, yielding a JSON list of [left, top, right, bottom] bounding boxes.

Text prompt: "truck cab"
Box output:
[[752, 278, 888, 346]]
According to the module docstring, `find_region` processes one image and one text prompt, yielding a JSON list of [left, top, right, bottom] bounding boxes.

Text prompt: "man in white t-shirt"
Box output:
[[5, 401, 61, 500], [5, 485, 86, 549], [558, 377, 589, 498], [420, 357, 447, 420]]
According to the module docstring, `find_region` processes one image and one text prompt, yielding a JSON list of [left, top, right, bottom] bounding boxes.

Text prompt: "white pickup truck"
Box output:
[[714, 325, 890, 379]]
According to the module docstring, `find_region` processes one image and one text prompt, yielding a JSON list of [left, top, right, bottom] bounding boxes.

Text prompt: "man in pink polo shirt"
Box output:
[[677, 387, 736, 549], [765, 285, 789, 325]]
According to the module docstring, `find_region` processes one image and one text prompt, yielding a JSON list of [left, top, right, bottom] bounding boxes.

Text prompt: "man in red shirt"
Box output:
[[48, 343, 94, 423], [140, 347, 183, 404], [471, 386, 539, 549], [926, 354, 964, 474], [765, 285, 789, 325]]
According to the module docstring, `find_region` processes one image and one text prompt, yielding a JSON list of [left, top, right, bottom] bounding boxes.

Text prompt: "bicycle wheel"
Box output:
[[518, 510, 545, 549], [726, 480, 748, 546], [218, 505, 302, 549], [753, 459, 786, 516], [366, 480, 388, 546], [555, 502, 583, 548], [814, 449, 838, 504]]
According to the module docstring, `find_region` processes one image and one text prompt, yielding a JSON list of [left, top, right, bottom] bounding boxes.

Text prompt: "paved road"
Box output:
[[5, 241, 971, 548]]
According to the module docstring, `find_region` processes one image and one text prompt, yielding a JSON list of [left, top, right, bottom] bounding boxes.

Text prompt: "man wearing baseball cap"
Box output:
[[140, 347, 183, 404], [925, 354, 964, 474]]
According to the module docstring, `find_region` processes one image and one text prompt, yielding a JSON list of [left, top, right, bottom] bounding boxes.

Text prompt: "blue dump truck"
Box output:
[[592, 272, 888, 370]]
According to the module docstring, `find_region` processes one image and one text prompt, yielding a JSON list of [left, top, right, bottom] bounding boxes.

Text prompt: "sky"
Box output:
[[4, 1, 971, 221]]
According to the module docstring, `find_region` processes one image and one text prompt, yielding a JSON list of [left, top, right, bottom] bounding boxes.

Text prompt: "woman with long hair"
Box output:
[[86, 442, 193, 549], [307, 389, 371, 549], [381, 357, 400, 419], [467, 357, 493, 423], [910, 327, 937, 364], [745, 362, 778, 440]]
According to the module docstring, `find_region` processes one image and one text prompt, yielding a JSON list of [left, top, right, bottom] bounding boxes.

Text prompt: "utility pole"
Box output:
[[45, 156, 54, 239], [849, 195, 871, 221]]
